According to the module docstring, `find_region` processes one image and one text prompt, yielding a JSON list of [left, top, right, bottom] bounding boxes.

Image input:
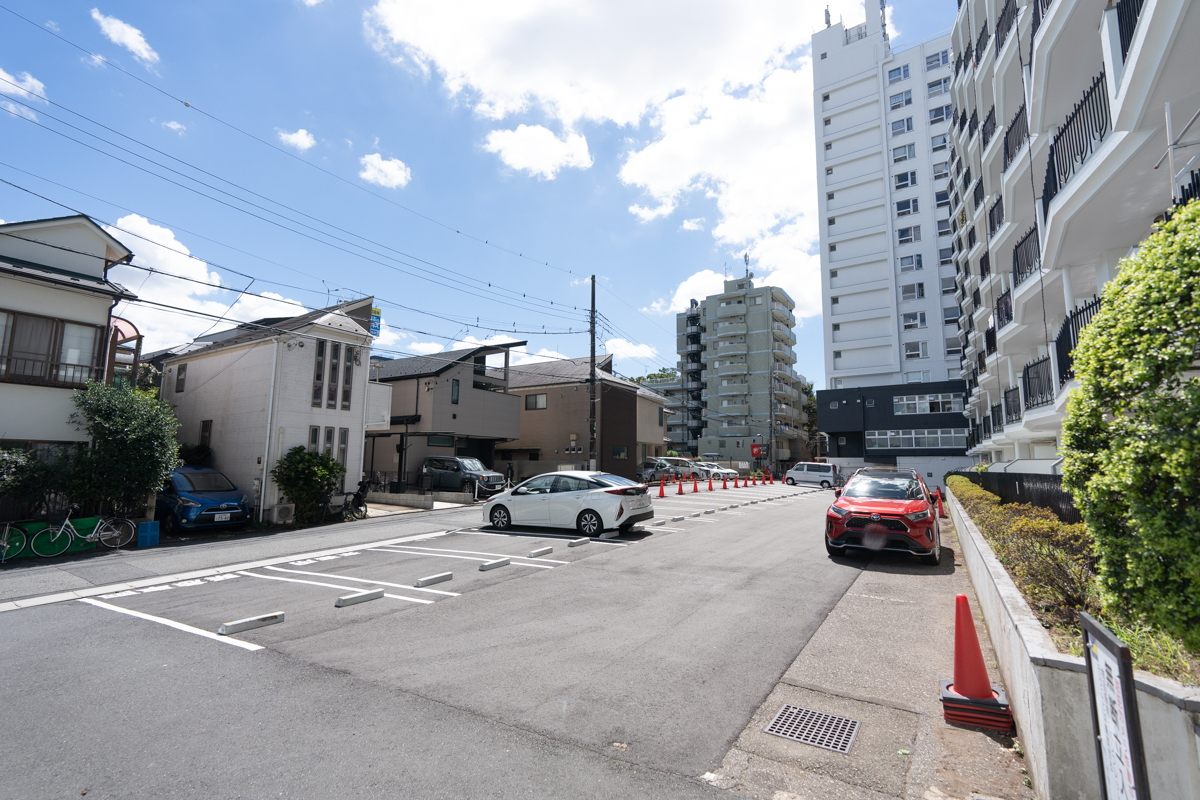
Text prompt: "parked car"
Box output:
[[156, 467, 251, 535], [636, 457, 700, 482], [784, 461, 843, 489], [482, 471, 653, 535], [694, 462, 738, 480], [824, 468, 942, 565], [420, 456, 506, 496]]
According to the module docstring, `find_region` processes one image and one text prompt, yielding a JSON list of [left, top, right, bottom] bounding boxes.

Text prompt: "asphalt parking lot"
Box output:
[[2, 482, 865, 800]]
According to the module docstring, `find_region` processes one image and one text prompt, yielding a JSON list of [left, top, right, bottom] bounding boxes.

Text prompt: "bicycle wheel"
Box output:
[[349, 503, 368, 521], [1, 524, 27, 561], [97, 518, 136, 548], [29, 527, 72, 558]]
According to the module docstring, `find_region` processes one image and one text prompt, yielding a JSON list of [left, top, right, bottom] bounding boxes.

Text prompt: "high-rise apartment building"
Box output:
[[811, 2, 974, 477], [645, 278, 808, 468], [949, 0, 1198, 473]]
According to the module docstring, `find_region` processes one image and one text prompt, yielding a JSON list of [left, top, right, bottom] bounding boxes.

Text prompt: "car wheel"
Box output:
[[820, 480, 831, 489], [489, 506, 511, 531], [576, 509, 602, 537], [824, 537, 844, 557], [159, 513, 177, 537], [786, 477, 795, 485], [920, 533, 942, 566]]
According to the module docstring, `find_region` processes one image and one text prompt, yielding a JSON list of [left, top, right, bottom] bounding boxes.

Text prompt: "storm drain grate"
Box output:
[[764, 705, 860, 754]]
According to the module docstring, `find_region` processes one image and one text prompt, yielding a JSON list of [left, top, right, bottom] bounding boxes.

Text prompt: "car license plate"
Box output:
[[214, 512, 231, 522], [632, 496, 649, 509]]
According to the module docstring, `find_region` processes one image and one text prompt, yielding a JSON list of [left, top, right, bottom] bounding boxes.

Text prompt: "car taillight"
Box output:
[[605, 487, 645, 495]]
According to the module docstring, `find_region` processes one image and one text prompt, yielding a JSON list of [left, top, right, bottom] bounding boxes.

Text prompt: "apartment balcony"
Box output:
[[1042, 71, 1111, 218], [1011, 226, 1041, 288], [1002, 104, 1029, 172], [716, 382, 748, 396], [985, 326, 997, 356], [685, 324, 702, 335], [995, 289, 1014, 329], [771, 323, 796, 345], [715, 342, 747, 356], [717, 425, 751, 437], [1055, 295, 1102, 386], [995, 0, 1019, 55], [772, 382, 798, 401], [716, 361, 749, 375], [718, 403, 749, 415], [683, 343, 705, 354], [687, 417, 705, 430], [716, 304, 744, 319], [1116, 0, 1146, 61], [1022, 355, 1055, 409], [683, 379, 704, 390], [990, 403, 1005, 434], [1003, 386, 1023, 425], [975, 21, 990, 65], [771, 303, 795, 325], [716, 323, 747, 337], [981, 106, 997, 150], [987, 195, 1005, 240], [982, 415, 993, 440], [771, 343, 797, 363]]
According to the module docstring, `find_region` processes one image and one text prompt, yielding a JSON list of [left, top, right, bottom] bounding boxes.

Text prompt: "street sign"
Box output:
[[1080, 612, 1150, 800], [370, 307, 382, 337], [751, 444, 761, 458]]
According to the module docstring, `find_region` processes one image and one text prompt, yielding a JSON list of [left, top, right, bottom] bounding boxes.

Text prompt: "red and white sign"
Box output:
[[750, 444, 762, 457]]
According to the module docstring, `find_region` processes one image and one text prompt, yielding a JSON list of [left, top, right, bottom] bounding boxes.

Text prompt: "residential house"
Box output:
[[363, 342, 523, 488], [496, 355, 669, 481], [162, 298, 391, 520], [0, 215, 138, 451]]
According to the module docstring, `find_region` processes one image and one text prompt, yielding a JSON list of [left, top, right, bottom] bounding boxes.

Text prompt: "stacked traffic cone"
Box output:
[[707, 476, 714, 491], [677, 478, 685, 495], [722, 476, 728, 490], [940, 594, 1014, 731], [692, 476, 699, 493], [752, 474, 758, 486], [658, 478, 665, 498]]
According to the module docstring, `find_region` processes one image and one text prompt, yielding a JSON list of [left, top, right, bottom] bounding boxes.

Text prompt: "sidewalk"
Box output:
[[702, 515, 1033, 800]]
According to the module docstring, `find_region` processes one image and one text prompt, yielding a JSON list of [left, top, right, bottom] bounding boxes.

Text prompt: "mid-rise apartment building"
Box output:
[[646, 277, 808, 468], [812, 2, 973, 474], [949, 0, 1198, 473]]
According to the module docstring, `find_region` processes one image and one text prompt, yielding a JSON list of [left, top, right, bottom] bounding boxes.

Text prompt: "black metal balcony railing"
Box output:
[[963, 41, 974, 70], [972, 179, 985, 212], [963, 167, 972, 190], [1117, 0, 1146, 60], [981, 106, 997, 149], [1003, 104, 1029, 172], [1012, 226, 1041, 287], [985, 326, 997, 355], [982, 415, 993, 439], [996, 0, 1018, 55], [1032, 0, 1055, 39], [0, 357, 98, 388], [1042, 71, 1111, 218], [1055, 295, 1102, 386], [967, 311, 976, 333], [980, 250, 991, 279], [1004, 386, 1023, 424], [1179, 170, 1200, 205], [988, 195, 1005, 239], [1022, 355, 1055, 409], [990, 403, 1004, 433], [969, 110, 979, 139], [978, 351, 988, 373], [975, 22, 990, 65], [996, 289, 1013, 329], [972, 288, 982, 311], [954, 53, 964, 77]]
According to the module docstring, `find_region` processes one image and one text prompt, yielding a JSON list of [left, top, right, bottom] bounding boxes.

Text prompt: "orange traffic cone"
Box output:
[[936, 489, 947, 518], [722, 476, 728, 490], [677, 478, 685, 495], [707, 476, 714, 491], [752, 474, 758, 486], [658, 478, 665, 498], [692, 476, 699, 493], [940, 594, 1014, 730]]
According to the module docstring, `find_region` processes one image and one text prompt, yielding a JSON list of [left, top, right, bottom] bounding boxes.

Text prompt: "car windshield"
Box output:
[[843, 476, 924, 500], [178, 472, 236, 492], [458, 458, 486, 472], [595, 474, 639, 486]]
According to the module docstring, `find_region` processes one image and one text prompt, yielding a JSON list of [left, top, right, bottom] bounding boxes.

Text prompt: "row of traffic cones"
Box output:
[[655, 474, 773, 497]]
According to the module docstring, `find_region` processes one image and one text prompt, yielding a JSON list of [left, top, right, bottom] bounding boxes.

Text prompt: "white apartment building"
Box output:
[[814, 3, 961, 390], [949, 0, 1198, 473]]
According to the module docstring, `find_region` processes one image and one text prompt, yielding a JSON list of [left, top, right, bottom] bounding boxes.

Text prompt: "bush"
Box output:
[[269, 446, 346, 523], [179, 443, 213, 467], [1061, 200, 1200, 652]]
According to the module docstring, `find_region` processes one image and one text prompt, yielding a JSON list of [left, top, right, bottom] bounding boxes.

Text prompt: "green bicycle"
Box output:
[[28, 505, 137, 558]]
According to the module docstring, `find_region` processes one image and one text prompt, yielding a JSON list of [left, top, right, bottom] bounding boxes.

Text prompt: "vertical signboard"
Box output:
[[1080, 612, 1151, 800], [369, 307, 381, 338]]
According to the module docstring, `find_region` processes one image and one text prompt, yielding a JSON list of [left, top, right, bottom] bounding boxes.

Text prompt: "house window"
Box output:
[[941, 276, 957, 295], [828, 217, 836, 226], [175, 363, 187, 393], [902, 312, 927, 330], [889, 89, 912, 109], [337, 428, 349, 467], [612, 445, 628, 460], [199, 420, 212, 448], [525, 393, 547, 410], [822, 93, 830, 101], [887, 65, 910, 83], [866, 428, 967, 449], [312, 340, 325, 407], [891, 117, 914, 136], [943, 305, 960, 325], [829, 401, 838, 409], [937, 219, 952, 237], [826, 167, 833, 175], [658, 407, 664, 426], [933, 161, 950, 179], [833, 350, 842, 359], [0, 310, 103, 388], [825, 142, 832, 151], [308, 426, 320, 452], [824, 117, 831, 126], [865, 398, 875, 407], [905, 371, 931, 383], [341, 347, 354, 410], [820, 52, 827, 59], [427, 434, 454, 448], [926, 50, 950, 69], [451, 379, 460, 404], [929, 104, 953, 124], [829, 244, 837, 252], [946, 337, 963, 356], [327, 343, 340, 409], [936, 190, 950, 208], [827, 191, 835, 200], [893, 393, 964, 414], [899, 254, 923, 272], [893, 143, 916, 163], [831, 323, 840, 331], [931, 133, 949, 151], [831, 296, 839, 305], [829, 269, 838, 278], [838, 436, 847, 445], [927, 77, 950, 97], [901, 282, 925, 301], [895, 198, 918, 216], [939, 247, 954, 266], [897, 225, 921, 244], [904, 341, 929, 359], [895, 171, 917, 189], [323, 426, 335, 456]]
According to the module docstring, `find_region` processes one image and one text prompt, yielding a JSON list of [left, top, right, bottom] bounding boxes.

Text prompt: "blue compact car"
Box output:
[[156, 467, 252, 535]]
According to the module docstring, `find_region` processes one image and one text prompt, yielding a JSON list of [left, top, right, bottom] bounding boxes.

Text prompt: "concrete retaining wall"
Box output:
[[948, 487, 1200, 800]]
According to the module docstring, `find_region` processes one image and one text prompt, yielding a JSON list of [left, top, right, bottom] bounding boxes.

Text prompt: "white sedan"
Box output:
[[695, 462, 738, 480], [482, 471, 654, 536]]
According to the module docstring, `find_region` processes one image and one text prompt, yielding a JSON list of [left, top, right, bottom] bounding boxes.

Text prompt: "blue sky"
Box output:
[[0, 0, 955, 384]]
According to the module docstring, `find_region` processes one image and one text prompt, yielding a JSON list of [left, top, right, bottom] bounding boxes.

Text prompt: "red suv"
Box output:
[[824, 468, 942, 565]]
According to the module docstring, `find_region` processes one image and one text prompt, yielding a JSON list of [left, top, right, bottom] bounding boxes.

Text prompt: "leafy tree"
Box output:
[[179, 443, 213, 467], [1061, 201, 1200, 651], [798, 380, 818, 442], [70, 383, 180, 515], [270, 446, 346, 523], [0, 448, 74, 512], [636, 367, 678, 384]]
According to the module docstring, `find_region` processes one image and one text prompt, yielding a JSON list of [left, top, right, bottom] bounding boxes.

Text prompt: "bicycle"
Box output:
[[317, 480, 372, 524], [28, 505, 137, 558], [1, 521, 28, 562]]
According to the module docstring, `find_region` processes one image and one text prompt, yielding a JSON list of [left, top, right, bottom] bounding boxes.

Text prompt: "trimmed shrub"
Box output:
[[270, 446, 346, 524]]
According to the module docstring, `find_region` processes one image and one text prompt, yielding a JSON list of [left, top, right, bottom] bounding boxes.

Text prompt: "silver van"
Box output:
[[784, 462, 842, 489]]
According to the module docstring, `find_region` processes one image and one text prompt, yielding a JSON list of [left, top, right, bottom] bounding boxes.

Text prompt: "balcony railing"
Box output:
[[981, 106, 997, 149], [978, 352, 987, 374], [844, 23, 868, 44], [1022, 355, 1055, 409], [972, 179, 985, 212], [975, 22, 990, 65], [1003, 387, 1022, 424], [1032, 0, 1055, 39], [990, 403, 1004, 433], [988, 195, 1005, 239], [982, 415, 993, 439], [1003, 104, 1028, 172], [995, 0, 1018, 55], [985, 326, 997, 355], [0, 357, 99, 388], [1012, 226, 1041, 287], [1116, 0, 1146, 60], [996, 289, 1013, 329], [963, 41, 974, 69], [968, 226, 978, 250], [1055, 295, 1102, 386], [972, 287, 982, 312], [979, 250, 991, 279], [969, 110, 979, 139], [1042, 71, 1111, 218]]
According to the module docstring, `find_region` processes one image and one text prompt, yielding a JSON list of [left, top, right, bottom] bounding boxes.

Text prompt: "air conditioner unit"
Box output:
[[271, 503, 295, 524]]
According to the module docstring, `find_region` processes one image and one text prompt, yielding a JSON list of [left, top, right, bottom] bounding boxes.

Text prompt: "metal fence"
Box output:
[[947, 469, 1082, 523]]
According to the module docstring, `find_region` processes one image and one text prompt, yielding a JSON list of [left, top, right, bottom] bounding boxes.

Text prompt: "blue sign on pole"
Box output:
[[370, 307, 381, 337]]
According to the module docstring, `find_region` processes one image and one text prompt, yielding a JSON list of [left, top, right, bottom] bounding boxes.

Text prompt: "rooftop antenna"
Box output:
[[743, 251, 750, 278], [825, 6, 831, 27], [880, 0, 889, 41]]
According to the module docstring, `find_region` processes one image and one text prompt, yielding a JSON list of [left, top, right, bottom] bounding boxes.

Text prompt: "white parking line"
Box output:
[[237, 571, 434, 604], [369, 547, 555, 568], [455, 529, 628, 547], [385, 544, 569, 564], [78, 598, 264, 651], [263, 566, 460, 596]]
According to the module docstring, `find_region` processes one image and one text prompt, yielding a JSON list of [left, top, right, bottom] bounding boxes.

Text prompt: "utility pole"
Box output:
[[768, 366, 776, 475], [589, 274, 597, 471]]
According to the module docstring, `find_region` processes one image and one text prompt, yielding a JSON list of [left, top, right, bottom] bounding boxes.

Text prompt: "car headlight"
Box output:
[[905, 509, 931, 521], [179, 498, 202, 508], [828, 504, 849, 517]]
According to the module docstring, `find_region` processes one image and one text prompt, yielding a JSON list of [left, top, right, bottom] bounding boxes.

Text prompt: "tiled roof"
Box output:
[[373, 341, 528, 381]]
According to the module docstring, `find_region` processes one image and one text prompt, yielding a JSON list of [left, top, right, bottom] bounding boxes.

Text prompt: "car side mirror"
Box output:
[[834, 489, 842, 497], [512, 487, 527, 495]]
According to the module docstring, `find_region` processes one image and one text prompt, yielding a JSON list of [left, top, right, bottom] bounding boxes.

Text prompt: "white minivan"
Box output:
[[784, 462, 842, 489]]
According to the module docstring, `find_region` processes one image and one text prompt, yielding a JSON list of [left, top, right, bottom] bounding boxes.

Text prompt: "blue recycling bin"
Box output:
[[137, 521, 159, 548]]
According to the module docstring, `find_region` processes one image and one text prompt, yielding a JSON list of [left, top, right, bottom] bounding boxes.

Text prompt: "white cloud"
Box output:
[[103, 215, 307, 351], [405, 341, 446, 355], [358, 152, 412, 188], [301, 0, 327, 5], [484, 124, 592, 180], [680, 218, 705, 231], [162, 120, 185, 134], [641, 269, 727, 315], [364, 0, 872, 321], [278, 128, 316, 151], [0, 67, 47, 120], [90, 9, 160, 66], [511, 347, 568, 365], [45, 21, 60, 32], [603, 338, 658, 362]]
